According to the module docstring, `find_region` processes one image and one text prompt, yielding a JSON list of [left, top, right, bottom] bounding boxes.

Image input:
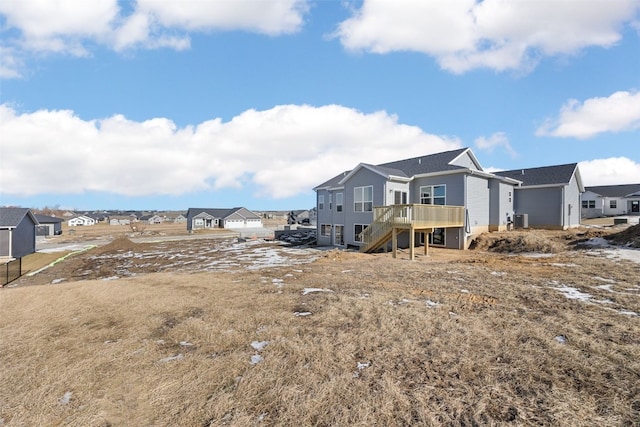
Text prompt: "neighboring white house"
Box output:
[[173, 214, 187, 223], [186, 207, 264, 231], [581, 184, 640, 218], [67, 215, 96, 226]]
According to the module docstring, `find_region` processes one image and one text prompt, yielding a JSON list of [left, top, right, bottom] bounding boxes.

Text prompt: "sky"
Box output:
[[1, 0, 639, 212]]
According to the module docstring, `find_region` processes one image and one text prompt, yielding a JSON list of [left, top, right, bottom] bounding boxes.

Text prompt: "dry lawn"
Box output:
[[1, 227, 639, 426]]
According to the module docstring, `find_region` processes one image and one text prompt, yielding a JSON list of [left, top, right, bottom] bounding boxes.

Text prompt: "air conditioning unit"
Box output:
[[514, 213, 528, 229]]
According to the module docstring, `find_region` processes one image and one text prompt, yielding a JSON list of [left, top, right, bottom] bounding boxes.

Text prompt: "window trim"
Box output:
[[420, 184, 446, 205], [610, 200, 617, 209], [354, 224, 367, 242], [320, 224, 331, 237], [336, 192, 343, 212], [354, 186, 373, 212], [318, 194, 325, 210], [334, 224, 344, 246]]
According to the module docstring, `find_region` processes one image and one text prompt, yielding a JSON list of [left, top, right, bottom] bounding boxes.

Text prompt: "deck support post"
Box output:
[[409, 228, 415, 261], [392, 227, 398, 259]]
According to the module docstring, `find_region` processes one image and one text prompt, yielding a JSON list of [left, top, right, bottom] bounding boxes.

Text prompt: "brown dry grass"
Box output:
[[1, 229, 639, 426]]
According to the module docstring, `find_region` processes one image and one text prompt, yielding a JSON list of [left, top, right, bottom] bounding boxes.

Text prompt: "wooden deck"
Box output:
[[358, 204, 465, 259]]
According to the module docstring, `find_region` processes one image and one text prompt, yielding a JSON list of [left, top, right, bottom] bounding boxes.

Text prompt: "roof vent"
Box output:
[[521, 169, 525, 175], [418, 158, 422, 164]]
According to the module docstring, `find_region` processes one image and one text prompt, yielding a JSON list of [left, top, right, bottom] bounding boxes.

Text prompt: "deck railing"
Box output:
[[359, 204, 465, 252]]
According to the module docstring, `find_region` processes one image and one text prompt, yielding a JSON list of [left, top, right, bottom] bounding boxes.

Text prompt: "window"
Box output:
[[329, 194, 332, 210], [430, 228, 445, 246], [420, 185, 446, 205], [354, 224, 366, 242], [336, 193, 343, 212], [354, 186, 373, 212], [321, 224, 331, 237], [394, 191, 407, 205], [582, 200, 595, 209], [319, 195, 325, 210], [610, 200, 617, 209], [508, 191, 512, 203]]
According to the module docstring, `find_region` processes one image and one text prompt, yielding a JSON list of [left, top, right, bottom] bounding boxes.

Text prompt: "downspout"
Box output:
[[561, 186, 565, 229]]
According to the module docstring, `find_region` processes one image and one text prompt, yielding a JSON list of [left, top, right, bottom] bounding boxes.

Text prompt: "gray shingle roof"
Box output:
[[584, 184, 640, 198], [0, 207, 37, 228], [34, 214, 64, 223], [378, 148, 469, 176], [494, 164, 578, 187], [315, 148, 470, 189]]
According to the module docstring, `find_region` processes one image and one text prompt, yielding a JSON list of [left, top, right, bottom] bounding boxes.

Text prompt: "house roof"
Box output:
[[495, 163, 581, 189], [34, 214, 64, 224], [187, 207, 261, 220], [584, 184, 640, 198], [315, 148, 477, 190], [0, 207, 38, 228], [378, 147, 470, 176]]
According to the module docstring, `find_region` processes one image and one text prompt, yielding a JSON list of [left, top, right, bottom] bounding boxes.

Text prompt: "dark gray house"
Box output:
[[186, 207, 264, 231], [0, 207, 39, 259], [495, 164, 584, 229], [34, 214, 64, 236]]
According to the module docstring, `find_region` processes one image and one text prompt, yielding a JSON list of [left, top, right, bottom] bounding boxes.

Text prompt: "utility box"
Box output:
[[614, 217, 628, 225], [514, 213, 529, 229]]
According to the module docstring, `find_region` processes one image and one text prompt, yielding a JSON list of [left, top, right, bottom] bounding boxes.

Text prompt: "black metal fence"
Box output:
[[1, 257, 22, 287]]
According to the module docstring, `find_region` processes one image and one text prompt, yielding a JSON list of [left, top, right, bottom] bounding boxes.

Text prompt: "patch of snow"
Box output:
[[618, 310, 638, 317], [594, 277, 616, 284], [251, 341, 269, 351], [595, 284, 614, 292], [356, 362, 370, 370], [554, 335, 567, 344], [158, 354, 183, 363], [294, 312, 312, 317], [551, 285, 592, 301], [50, 278, 65, 284], [425, 299, 440, 308], [490, 271, 506, 276], [521, 253, 555, 258], [583, 237, 610, 247], [302, 287, 333, 295], [59, 391, 73, 405], [179, 341, 194, 347], [461, 289, 470, 293], [250, 354, 264, 364], [550, 263, 577, 267], [102, 276, 119, 281]]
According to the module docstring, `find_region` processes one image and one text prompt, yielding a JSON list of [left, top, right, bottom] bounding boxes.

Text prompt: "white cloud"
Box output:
[[0, 104, 460, 199], [0, 0, 309, 75], [335, 0, 640, 73], [474, 132, 516, 157], [536, 91, 640, 139], [579, 157, 640, 186]]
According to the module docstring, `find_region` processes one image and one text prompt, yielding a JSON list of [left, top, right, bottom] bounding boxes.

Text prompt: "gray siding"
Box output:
[[411, 174, 465, 205], [489, 180, 515, 231], [316, 188, 333, 245], [514, 187, 562, 228], [11, 216, 37, 258], [0, 230, 9, 257], [466, 175, 490, 229], [450, 151, 480, 170], [564, 175, 581, 227], [343, 168, 387, 246]]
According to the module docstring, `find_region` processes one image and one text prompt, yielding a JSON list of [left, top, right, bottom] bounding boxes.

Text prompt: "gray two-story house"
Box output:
[[314, 148, 521, 254]]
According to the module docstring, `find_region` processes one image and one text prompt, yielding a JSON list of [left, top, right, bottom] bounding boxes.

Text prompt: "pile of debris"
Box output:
[[470, 231, 564, 253], [276, 229, 316, 246], [606, 223, 640, 248]]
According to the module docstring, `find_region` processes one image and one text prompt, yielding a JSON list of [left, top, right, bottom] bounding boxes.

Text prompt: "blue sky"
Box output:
[[1, 0, 639, 211]]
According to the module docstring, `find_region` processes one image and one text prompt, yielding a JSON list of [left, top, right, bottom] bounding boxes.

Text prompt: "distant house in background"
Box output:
[[173, 214, 187, 223], [34, 214, 63, 236], [145, 214, 164, 224], [68, 215, 96, 226], [109, 216, 131, 226], [0, 207, 39, 259], [495, 164, 584, 229], [581, 184, 640, 218], [186, 207, 263, 231]]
